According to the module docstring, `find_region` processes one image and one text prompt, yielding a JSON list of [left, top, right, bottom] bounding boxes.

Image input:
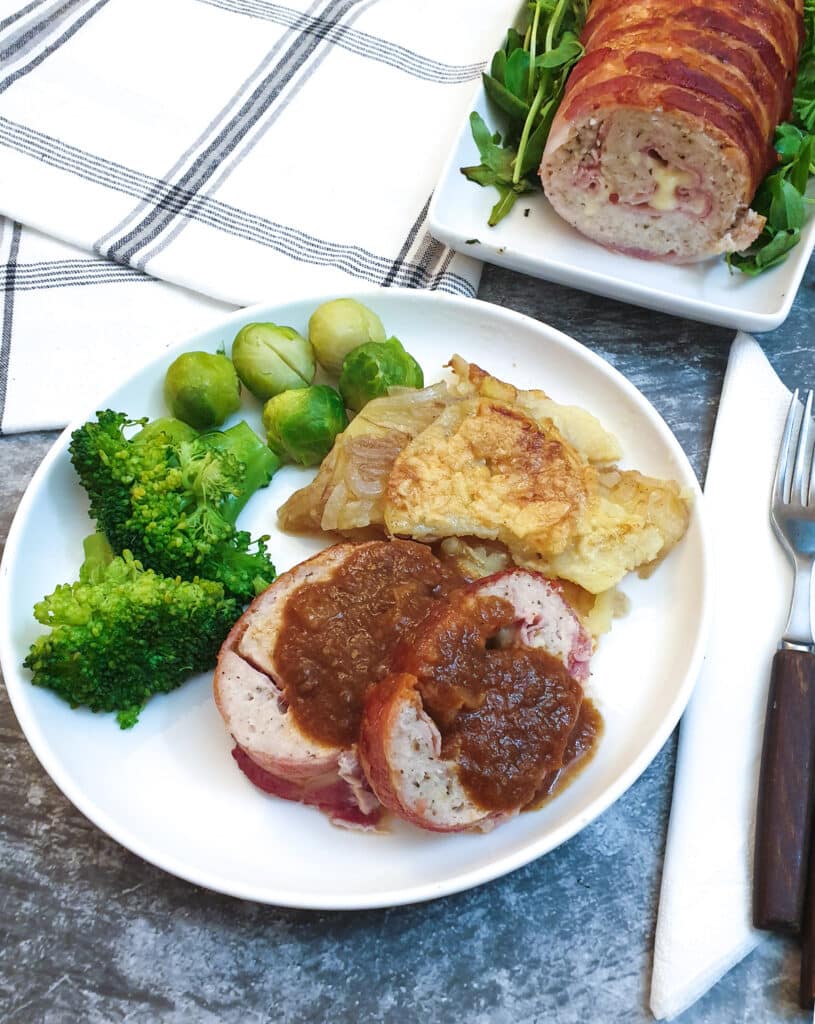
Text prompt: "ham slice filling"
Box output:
[[574, 144, 712, 223]]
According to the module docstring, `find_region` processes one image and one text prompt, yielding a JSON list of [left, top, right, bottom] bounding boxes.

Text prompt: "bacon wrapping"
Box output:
[[539, 0, 805, 262]]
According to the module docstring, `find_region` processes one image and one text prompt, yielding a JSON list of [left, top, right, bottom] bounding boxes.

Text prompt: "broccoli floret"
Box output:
[[68, 413, 280, 602], [67, 410, 147, 553], [24, 535, 240, 728]]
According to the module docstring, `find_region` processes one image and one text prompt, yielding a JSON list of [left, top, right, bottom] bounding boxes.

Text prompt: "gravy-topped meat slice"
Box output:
[[359, 570, 593, 832], [214, 540, 462, 828]]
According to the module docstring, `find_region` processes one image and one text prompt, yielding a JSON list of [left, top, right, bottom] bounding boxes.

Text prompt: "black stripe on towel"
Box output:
[[194, 0, 484, 83], [0, 222, 22, 433], [1, 0, 80, 60], [381, 197, 432, 289], [0, 0, 112, 95], [0, 0, 51, 37], [3, 258, 157, 291]]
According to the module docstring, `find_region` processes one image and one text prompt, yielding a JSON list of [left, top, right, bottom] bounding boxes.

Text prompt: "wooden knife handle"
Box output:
[[753, 648, 815, 933], [801, 842, 815, 1007]]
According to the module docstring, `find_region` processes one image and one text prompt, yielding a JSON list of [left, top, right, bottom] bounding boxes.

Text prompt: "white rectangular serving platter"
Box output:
[[429, 85, 815, 332]]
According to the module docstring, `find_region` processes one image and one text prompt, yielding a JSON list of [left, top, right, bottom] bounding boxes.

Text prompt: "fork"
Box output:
[[754, 390, 815, 951]]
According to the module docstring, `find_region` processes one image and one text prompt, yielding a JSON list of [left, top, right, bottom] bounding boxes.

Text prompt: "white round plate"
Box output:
[[0, 288, 711, 909]]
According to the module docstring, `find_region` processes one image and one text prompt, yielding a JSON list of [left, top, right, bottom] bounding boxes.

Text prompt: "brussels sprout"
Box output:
[[231, 322, 315, 401], [164, 351, 241, 429], [308, 298, 386, 375], [339, 337, 424, 411], [262, 385, 348, 467]]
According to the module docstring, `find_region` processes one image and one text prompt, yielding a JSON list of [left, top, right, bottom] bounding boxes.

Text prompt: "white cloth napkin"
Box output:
[[650, 333, 793, 1020], [0, 218, 234, 432], [0, 0, 520, 433]]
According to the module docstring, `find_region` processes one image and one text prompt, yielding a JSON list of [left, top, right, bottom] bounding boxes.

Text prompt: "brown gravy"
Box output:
[[275, 540, 601, 812], [273, 540, 462, 747], [398, 591, 585, 813], [529, 699, 603, 808]]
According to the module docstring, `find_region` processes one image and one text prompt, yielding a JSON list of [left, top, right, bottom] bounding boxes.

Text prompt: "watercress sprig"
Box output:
[[460, 0, 587, 226]]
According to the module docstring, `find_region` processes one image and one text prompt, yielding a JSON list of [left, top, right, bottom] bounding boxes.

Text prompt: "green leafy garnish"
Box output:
[[461, 0, 588, 226], [726, 117, 815, 275], [463, 112, 536, 226]]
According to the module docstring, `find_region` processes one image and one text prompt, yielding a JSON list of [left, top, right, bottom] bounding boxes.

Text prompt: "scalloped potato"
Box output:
[[279, 358, 691, 596], [385, 393, 689, 594]]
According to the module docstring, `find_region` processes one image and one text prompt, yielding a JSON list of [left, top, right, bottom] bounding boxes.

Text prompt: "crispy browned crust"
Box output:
[[385, 397, 590, 555]]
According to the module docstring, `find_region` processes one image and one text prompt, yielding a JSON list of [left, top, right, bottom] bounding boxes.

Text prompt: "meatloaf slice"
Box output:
[[541, 108, 763, 262], [358, 571, 592, 833], [539, 0, 803, 261], [214, 543, 381, 827], [214, 540, 461, 828]]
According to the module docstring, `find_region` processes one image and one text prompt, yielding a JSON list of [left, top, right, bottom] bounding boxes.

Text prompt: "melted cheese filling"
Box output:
[[646, 156, 695, 211], [572, 151, 700, 216]]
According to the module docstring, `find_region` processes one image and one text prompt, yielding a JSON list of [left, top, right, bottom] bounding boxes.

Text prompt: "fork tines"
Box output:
[[777, 389, 815, 507]]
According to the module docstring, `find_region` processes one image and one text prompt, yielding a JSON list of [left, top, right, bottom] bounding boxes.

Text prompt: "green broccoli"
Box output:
[[24, 535, 240, 728], [68, 412, 280, 602]]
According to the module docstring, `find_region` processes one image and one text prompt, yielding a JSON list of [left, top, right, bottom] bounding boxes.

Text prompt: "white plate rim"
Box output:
[[0, 287, 713, 909]]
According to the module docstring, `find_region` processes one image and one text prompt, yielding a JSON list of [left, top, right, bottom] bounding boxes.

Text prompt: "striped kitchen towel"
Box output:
[[0, 0, 517, 433]]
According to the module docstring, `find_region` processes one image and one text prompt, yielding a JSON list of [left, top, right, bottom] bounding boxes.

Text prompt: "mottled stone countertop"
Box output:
[[3, 263, 815, 1023]]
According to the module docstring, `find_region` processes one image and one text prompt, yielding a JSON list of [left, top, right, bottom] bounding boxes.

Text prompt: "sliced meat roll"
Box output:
[[358, 571, 593, 833], [539, 0, 804, 261], [214, 540, 461, 828]]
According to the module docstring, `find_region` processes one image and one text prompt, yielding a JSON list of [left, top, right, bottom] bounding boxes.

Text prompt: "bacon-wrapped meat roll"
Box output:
[[539, 0, 804, 262]]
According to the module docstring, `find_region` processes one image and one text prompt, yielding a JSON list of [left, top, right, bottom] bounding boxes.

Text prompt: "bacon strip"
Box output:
[[232, 745, 383, 829]]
